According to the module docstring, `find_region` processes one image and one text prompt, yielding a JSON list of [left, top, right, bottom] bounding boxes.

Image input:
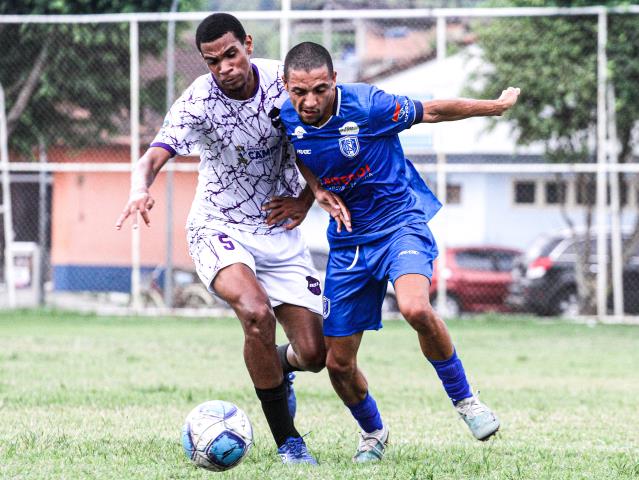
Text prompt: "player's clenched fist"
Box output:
[[497, 87, 520, 110], [115, 189, 155, 230]]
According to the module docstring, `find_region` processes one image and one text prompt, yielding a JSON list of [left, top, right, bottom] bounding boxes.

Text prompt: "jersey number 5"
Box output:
[[217, 234, 235, 251]]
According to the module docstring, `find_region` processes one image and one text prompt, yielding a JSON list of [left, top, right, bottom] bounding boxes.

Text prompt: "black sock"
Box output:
[[255, 380, 299, 447], [277, 343, 301, 374]]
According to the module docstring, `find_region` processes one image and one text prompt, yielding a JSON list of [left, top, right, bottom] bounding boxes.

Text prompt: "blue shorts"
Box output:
[[323, 222, 438, 337]]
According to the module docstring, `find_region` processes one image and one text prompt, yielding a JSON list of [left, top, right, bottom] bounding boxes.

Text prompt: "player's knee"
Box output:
[[400, 301, 437, 332], [237, 301, 275, 342], [296, 342, 326, 373], [325, 351, 356, 378]]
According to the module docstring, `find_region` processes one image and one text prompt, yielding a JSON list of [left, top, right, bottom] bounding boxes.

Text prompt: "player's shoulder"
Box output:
[[338, 83, 379, 115], [279, 98, 299, 128], [251, 58, 284, 83]]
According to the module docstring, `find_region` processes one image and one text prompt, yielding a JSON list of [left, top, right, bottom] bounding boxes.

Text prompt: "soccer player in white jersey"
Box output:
[[115, 14, 348, 465], [279, 42, 519, 462]]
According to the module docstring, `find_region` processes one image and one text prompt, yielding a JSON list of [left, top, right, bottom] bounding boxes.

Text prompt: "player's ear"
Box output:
[[281, 74, 288, 90], [331, 70, 337, 84], [244, 35, 254, 55]]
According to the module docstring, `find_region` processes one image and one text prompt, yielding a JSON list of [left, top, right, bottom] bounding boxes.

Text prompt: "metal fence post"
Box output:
[[596, 8, 608, 320], [130, 19, 142, 311], [0, 84, 16, 308]]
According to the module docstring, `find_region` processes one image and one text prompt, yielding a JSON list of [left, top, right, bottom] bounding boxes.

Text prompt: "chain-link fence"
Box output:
[[1, 6, 638, 321]]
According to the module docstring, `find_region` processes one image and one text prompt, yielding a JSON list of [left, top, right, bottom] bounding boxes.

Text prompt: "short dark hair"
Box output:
[[284, 42, 334, 80], [195, 13, 246, 52]]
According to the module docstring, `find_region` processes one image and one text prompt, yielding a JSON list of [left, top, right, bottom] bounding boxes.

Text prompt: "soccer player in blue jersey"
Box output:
[[278, 42, 520, 462]]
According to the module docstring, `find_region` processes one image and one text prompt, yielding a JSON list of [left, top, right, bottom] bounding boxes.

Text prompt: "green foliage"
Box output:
[[470, 2, 639, 164], [0, 0, 200, 156]]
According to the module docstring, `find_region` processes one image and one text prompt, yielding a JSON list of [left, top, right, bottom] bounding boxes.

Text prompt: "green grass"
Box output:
[[0, 310, 638, 479]]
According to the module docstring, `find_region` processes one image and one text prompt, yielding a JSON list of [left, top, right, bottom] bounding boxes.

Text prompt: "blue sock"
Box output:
[[429, 348, 472, 404], [347, 392, 383, 433]]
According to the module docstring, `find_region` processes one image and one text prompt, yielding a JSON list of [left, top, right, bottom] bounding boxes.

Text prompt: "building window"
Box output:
[[514, 181, 536, 204], [575, 177, 628, 206], [446, 184, 461, 204], [576, 177, 596, 205], [545, 181, 567, 204]]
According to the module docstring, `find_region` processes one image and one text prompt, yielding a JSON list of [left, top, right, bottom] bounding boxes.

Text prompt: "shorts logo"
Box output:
[[322, 296, 331, 319], [339, 121, 359, 135], [306, 276, 321, 296], [338, 136, 360, 158], [399, 249, 419, 256], [294, 126, 306, 139]]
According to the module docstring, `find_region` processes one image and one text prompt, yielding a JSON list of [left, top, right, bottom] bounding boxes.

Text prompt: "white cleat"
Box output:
[[455, 395, 500, 441], [352, 424, 389, 463]]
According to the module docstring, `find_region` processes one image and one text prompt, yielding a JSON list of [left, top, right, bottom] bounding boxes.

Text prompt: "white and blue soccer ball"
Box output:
[[181, 400, 253, 472]]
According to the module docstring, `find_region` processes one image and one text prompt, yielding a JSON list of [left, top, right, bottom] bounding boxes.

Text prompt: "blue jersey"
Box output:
[[280, 83, 442, 248]]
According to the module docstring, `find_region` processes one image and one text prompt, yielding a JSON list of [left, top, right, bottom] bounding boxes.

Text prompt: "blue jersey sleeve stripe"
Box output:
[[412, 99, 423, 125], [150, 142, 177, 157]]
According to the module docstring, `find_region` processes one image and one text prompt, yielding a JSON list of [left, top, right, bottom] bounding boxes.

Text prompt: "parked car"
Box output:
[[430, 246, 522, 317], [506, 231, 639, 316]]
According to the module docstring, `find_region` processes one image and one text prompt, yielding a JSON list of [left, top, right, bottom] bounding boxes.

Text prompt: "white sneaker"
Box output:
[[352, 424, 389, 463], [455, 395, 500, 441]]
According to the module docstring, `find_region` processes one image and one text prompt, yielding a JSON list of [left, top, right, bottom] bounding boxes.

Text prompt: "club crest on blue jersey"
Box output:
[[338, 136, 360, 158]]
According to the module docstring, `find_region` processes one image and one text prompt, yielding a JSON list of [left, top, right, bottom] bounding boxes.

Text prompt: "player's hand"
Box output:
[[497, 87, 520, 112], [315, 188, 352, 233], [115, 189, 155, 230], [263, 196, 310, 230]]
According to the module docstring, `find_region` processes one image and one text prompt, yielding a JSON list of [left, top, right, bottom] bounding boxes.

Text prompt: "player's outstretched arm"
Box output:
[[115, 147, 171, 230], [421, 87, 520, 123]]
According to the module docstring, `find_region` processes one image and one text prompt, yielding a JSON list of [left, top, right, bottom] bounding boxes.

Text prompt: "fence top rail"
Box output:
[[1, 6, 637, 24], [4, 161, 639, 174]]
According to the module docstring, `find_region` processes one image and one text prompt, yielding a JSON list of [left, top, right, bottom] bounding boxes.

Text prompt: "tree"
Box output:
[[0, 0, 199, 155], [469, 0, 639, 314]]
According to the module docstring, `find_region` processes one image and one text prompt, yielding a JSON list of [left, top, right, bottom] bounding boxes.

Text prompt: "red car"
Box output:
[[429, 246, 521, 317]]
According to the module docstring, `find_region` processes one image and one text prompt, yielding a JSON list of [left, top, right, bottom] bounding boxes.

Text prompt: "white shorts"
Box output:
[[186, 224, 322, 315]]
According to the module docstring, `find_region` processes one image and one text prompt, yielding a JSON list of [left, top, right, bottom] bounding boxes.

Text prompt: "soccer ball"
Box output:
[[181, 400, 253, 472]]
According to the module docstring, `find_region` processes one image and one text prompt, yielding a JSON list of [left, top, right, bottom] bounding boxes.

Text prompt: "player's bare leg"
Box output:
[[274, 304, 325, 418], [325, 333, 366, 404], [212, 263, 316, 463], [326, 333, 389, 462], [394, 274, 453, 361], [213, 264, 282, 388], [275, 304, 325, 373], [394, 273, 499, 440]]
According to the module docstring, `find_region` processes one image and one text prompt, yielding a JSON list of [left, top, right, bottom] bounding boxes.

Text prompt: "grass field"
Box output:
[[0, 310, 638, 479]]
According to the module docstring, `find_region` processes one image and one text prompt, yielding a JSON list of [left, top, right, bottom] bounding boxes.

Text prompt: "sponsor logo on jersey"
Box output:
[[392, 99, 410, 123], [306, 276, 321, 295], [246, 144, 279, 161], [294, 126, 306, 139], [321, 164, 371, 189], [322, 296, 331, 319], [338, 121, 360, 135], [296, 149, 311, 155], [235, 144, 280, 164], [338, 136, 360, 158], [392, 102, 401, 122], [399, 250, 420, 256]]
